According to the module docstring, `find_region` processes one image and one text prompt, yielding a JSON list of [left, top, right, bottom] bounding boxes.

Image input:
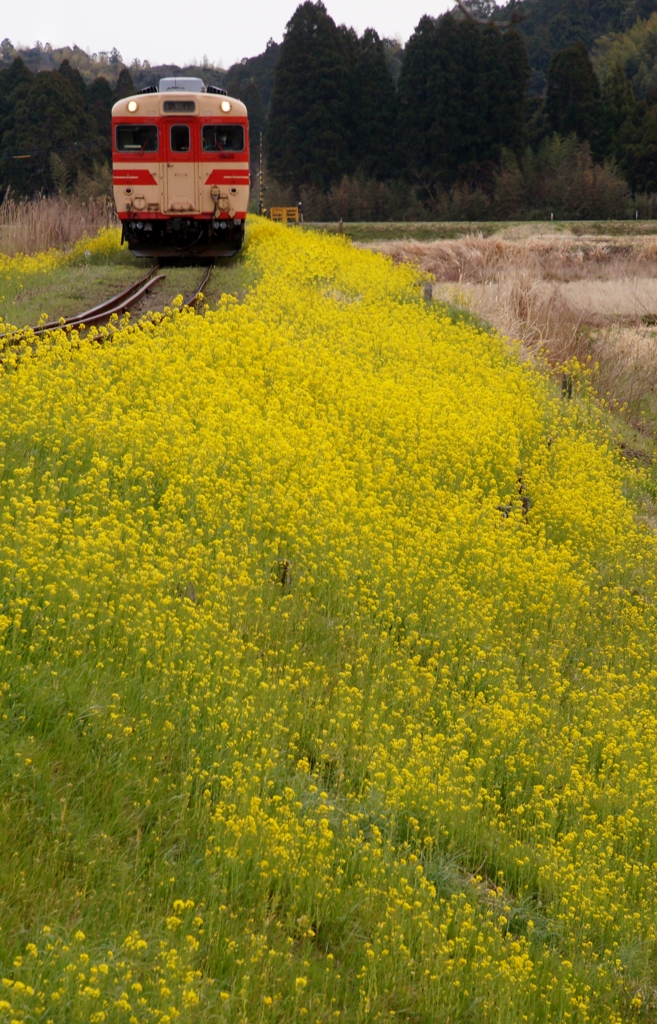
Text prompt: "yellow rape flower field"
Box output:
[[1, 218, 657, 1023], [0, 227, 124, 288]]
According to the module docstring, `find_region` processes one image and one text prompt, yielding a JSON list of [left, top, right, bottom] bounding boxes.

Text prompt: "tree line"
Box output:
[[2, 1, 657, 219], [497, 0, 657, 92], [0, 58, 135, 196], [0, 43, 276, 197], [264, 1, 657, 220]]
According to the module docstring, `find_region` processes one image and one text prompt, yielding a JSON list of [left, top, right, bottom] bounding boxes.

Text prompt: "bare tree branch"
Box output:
[[455, 0, 528, 29]]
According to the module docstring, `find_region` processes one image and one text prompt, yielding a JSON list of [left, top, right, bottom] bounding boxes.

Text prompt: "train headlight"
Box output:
[[220, 100, 231, 112], [127, 100, 138, 112]]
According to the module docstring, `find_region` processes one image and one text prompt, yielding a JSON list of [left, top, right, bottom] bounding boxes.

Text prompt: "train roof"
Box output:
[[130, 77, 228, 95], [112, 89, 247, 118], [159, 77, 208, 93]]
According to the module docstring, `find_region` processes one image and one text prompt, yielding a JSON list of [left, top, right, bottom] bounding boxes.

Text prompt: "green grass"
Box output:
[[0, 247, 261, 331], [0, 265, 143, 329]]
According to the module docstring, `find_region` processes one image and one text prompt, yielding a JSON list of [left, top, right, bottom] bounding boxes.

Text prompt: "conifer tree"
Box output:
[[397, 16, 441, 178], [1, 71, 103, 193], [0, 57, 33, 126], [267, 1, 354, 190], [615, 94, 657, 195], [87, 76, 114, 158], [224, 39, 280, 112], [399, 12, 529, 188], [545, 40, 604, 156], [498, 29, 531, 155], [57, 59, 87, 98], [467, 23, 506, 171], [114, 68, 135, 100], [0, 58, 34, 194], [352, 28, 396, 179]]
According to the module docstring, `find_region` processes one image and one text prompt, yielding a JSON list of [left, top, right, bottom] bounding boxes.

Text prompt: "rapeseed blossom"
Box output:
[[0, 227, 121, 279], [0, 228, 122, 325], [0, 218, 655, 1021]]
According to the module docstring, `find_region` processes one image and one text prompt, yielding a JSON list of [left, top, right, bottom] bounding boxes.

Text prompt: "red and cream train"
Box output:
[[112, 77, 249, 258]]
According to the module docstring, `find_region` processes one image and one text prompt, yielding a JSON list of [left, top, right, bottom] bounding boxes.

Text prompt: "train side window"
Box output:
[[202, 125, 244, 153], [170, 125, 191, 152], [116, 125, 158, 152]]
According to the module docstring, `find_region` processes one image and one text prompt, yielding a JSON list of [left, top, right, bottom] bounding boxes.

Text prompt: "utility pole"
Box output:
[[259, 132, 265, 217]]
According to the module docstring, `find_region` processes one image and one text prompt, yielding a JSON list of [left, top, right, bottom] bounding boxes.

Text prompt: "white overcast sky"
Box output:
[[2, 0, 465, 69]]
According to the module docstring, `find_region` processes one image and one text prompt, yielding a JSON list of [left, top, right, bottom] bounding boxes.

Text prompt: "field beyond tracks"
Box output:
[[369, 226, 657, 455], [2, 219, 657, 1022]]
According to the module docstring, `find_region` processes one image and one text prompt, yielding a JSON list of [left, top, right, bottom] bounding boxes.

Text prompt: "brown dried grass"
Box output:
[[441, 275, 588, 362], [0, 193, 117, 257], [375, 234, 657, 285]]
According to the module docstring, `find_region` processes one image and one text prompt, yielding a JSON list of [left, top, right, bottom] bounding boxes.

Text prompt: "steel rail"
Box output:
[[183, 263, 213, 308], [60, 274, 167, 331]]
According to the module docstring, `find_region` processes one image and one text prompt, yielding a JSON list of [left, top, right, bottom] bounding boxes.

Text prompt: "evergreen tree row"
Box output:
[[266, 2, 531, 191], [3, 0, 657, 214], [0, 58, 134, 195], [397, 13, 529, 188], [267, 4, 396, 190], [500, 0, 657, 93], [266, 1, 657, 205]]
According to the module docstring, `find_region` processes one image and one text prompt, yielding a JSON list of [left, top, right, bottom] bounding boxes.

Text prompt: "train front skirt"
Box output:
[[121, 216, 245, 259]]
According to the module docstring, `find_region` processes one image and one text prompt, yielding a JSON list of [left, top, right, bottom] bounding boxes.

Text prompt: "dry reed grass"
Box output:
[[374, 233, 657, 416], [374, 234, 657, 285], [0, 193, 117, 256]]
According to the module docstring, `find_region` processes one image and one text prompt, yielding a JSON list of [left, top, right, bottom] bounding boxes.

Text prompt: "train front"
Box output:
[[112, 77, 249, 258]]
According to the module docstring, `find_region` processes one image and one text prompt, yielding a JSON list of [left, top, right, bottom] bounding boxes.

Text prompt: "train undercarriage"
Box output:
[[121, 217, 245, 259]]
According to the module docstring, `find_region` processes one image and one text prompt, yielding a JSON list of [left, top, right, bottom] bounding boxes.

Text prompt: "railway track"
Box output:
[[184, 263, 213, 309], [0, 262, 214, 348]]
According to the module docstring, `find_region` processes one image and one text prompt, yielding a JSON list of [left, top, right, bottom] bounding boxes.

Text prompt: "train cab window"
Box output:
[[202, 124, 244, 153], [116, 124, 158, 152], [170, 124, 191, 152]]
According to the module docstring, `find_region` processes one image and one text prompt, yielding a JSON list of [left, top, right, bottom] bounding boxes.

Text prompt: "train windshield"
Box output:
[[115, 125, 158, 152], [202, 125, 244, 153], [170, 125, 191, 152]]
